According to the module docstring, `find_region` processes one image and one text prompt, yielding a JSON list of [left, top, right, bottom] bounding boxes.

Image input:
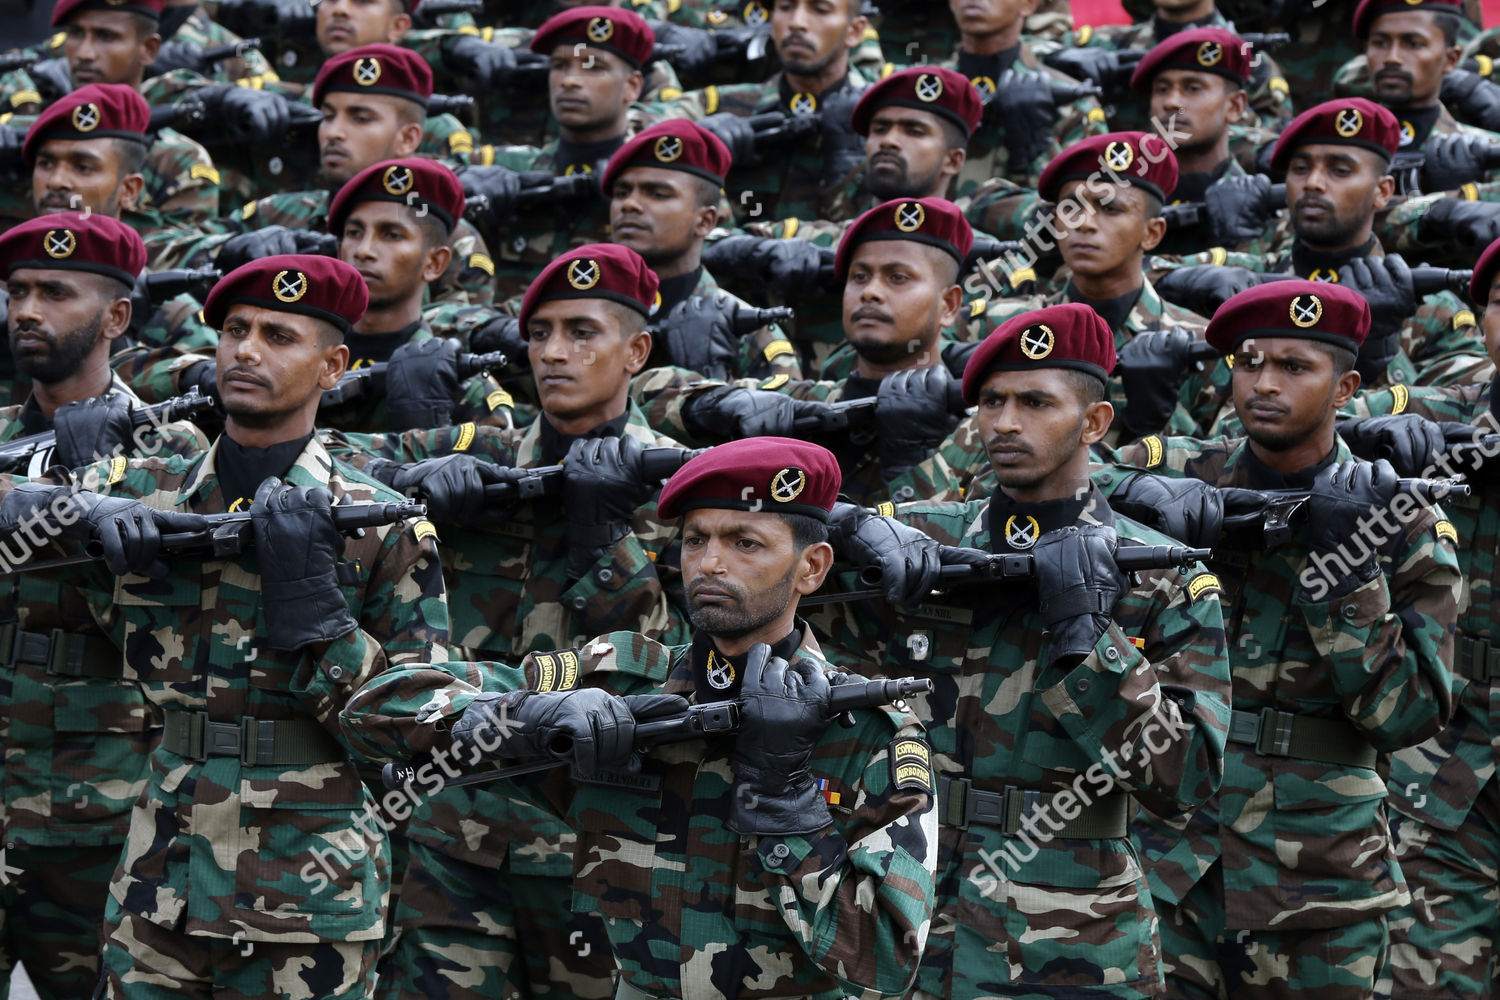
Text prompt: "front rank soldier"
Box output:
[[809, 302, 1232, 1000], [345, 436, 940, 1000], [0, 252, 452, 997], [0, 214, 207, 1000], [1111, 280, 1461, 1000]]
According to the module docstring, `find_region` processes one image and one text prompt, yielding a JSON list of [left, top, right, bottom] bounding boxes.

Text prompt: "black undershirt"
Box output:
[[1064, 281, 1143, 335], [1150, 10, 1220, 42], [217, 432, 314, 512], [689, 624, 804, 701], [956, 45, 1022, 86], [983, 489, 1091, 553], [1391, 104, 1442, 149], [776, 73, 855, 109], [654, 268, 701, 319], [535, 412, 629, 465], [553, 134, 626, 178], [1236, 442, 1336, 491], [1172, 158, 1233, 206], [1290, 234, 1379, 280], [346, 320, 423, 370]]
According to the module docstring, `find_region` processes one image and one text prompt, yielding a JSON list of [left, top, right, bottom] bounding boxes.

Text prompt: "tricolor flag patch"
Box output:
[[816, 778, 841, 806]]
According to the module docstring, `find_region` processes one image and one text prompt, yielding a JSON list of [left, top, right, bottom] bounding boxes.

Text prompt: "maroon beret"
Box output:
[[1353, 0, 1463, 36], [658, 438, 841, 522], [203, 254, 369, 336], [1472, 236, 1500, 306], [327, 157, 465, 236], [53, 0, 163, 23], [601, 120, 732, 193], [314, 43, 433, 108], [851, 67, 984, 140], [0, 212, 144, 287], [530, 6, 655, 70], [23, 84, 149, 165], [1129, 27, 1254, 92], [1205, 280, 1371, 354], [834, 197, 974, 280], [518, 243, 660, 330], [962, 303, 1117, 403], [1270, 98, 1400, 171], [1039, 131, 1179, 204]]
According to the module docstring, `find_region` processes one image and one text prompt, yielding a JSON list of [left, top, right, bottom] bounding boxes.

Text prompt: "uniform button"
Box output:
[[421, 700, 441, 713], [512, 236, 527, 253], [1342, 604, 1360, 620], [1104, 646, 1119, 661], [570, 597, 588, 611], [894, 486, 915, 501], [1391, 368, 1407, 383], [597, 568, 614, 584], [1098, 472, 1114, 486], [328, 665, 345, 680], [1075, 677, 1091, 693]]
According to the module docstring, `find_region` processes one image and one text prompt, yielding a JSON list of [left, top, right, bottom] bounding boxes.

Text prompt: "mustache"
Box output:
[[1374, 67, 1413, 83], [1294, 194, 1335, 214], [850, 305, 892, 323], [985, 435, 1031, 454], [220, 365, 266, 385], [687, 577, 745, 601]]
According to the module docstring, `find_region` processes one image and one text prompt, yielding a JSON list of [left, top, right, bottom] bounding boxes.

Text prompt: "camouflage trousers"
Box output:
[[98, 906, 378, 999], [1161, 861, 1389, 1000], [375, 839, 616, 999], [0, 842, 120, 1000], [1380, 775, 1500, 1000]]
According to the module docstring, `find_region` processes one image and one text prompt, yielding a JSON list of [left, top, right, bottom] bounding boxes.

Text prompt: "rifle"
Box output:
[[965, 237, 1025, 269], [1161, 183, 1285, 230], [427, 93, 474, 119], [321, 349, 509, 408], [411, 0, 483, 27], [805, 542, 1212, 605], [1220, 478, 1469, 546], [648, 302, 794, 341], [463, 172, 602, 228], [0, 389, 218, 476], [0, 52, 39, 75], [148, 92, 323, 143], [790, 381, 969, 435], [1239, 31, 1290, 50], [381, 646, 935, 792], [1388, 145, 1500, 196], [215, 0, 314, 41], [1250, 266, 1475, 300], [128, 267, 221, 340], [471, 446, 702, 505]]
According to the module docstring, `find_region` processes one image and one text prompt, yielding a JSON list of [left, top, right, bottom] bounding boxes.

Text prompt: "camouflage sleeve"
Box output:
[[1404, 292, 1491, 388], [109, 345, 212, 404], [451, 374, 520, 429], [146, 128, 221, 231], [340, 658, 509, 763], [880, 414, 989, 505], [1297, 507, 1460, 751], [140, 220, 238, 272], [629, 366, 730, 442], [320, 422, 522, 467], [556, 513, 691, 648], [1379, 185, 1497, 266], [134, 294, 219, 353], [737, 322, 804, 380]]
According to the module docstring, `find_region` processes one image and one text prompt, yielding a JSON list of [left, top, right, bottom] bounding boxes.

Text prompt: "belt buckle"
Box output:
[[45, 628, 82, 677], [204, 719, 241, 760], [1228, 710, 1260, 746], [1255, 707, 1293, 757], [968, 784, 1008, 828]]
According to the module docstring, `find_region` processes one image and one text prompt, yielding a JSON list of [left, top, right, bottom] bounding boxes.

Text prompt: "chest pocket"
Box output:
[[887, 604, 975, 675]]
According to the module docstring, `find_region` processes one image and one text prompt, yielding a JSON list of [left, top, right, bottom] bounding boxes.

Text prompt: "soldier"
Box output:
[[345, 436, 940, 1000], [604, 119, 802, 380], [0, 252, 452, 997], [0, 213, 207, 1000], [1111, 279, 1461, 1000], [808, 302, 1231, 1000]]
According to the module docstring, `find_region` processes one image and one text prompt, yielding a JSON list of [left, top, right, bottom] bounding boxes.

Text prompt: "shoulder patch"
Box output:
[[485, 388, 513, 412], [9, 91, 40, 109], [412, 519, 438, 542], [467, 252, 494, 275], [448, 130, 474, 154], [1142, 435, 1164, 468], [241, 201, 257, 220], [189, 164, 220, 184], [533, 649, 582, 692], [1209, 247, 1227, 266], [1187, 573, 1222, 601], [1009, 266, 1036, 286], [1454, 309, 1476, 329], [763, 340, 794, 361], [1077, 25, 1092, 43], [106, 456, 128, 485], [453, 422, 476, 451], [782, 216, 799, 238], [1087, 106, 1106, 123], [1269, 76, 1289, 94], [1435, 520, 1458, 544], [659, 86, 682, 101], [759, 373, 790, 391], [890, 738, 935, 793], [704, 85, 719, 114], [876, 501, 896, 517], [1390, 383, 1409, 414], [969, 298, 986, 317], [1463, 182, 1480, 201]]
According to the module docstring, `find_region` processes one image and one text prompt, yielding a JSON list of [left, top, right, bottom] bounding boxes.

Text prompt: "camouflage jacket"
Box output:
[[343, 624, 940, 999], [807, 486, 1231, 998], [1382, 178, 1500, 269], [65, 434, 450, 941], [1107, 433, 1460, 928]]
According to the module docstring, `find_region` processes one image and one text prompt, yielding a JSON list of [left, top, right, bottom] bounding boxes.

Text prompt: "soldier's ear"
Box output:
[[842, 13, 868, 51], [622, 326, 653, 375], [139, 32, 161, 64], [388, 13, 412, 40], [394, 121, 424, 157], [1226, 88, 1247, 126], [320, 342, 350, 389], [1334, 367, 1361, 407], [119, 173, 144, 212], [937, 283, 963, 328], [624, 69, 644, 106], [421, 244, 451, 284], [1141, 214, 1167, 253], [100, 295, 132, 343], [795, 540, 834, 595], [1372, 171, 1395, 211]]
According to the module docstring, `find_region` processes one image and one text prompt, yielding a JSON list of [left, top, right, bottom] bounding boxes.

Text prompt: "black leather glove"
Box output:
[[1115, 327, 1215, 437], [1041, 47, 1140, 96], [683, 385, 820, 439], [1420, 133, 1500, 193], [1442, 69, 1500, 134], [215, 0, 314, 37], [1305, 459, 1402, 598], [1335, 414, 1475, 477], [729, 651, 834, 836], [468, 314, 529, 366], [650, 294, 740, 381], [442, 35, 517, 88], [52, 394, 136, 469], [1032, 524, 1126, 669], [698, 112, 761, 168], [452, 688, 675, 776], [1203, 173, 1280, 247], [148, 40, 211, 76], [387, 454, 526, 523], [817, 87, 865, 187], [456, 165, 525, 228], [986, 69, 1062, 169], [829, 501, 988, 610], [195, 85, 296, 144], [1154, 265, 1262, 317], [1107, 472, 1223, 547], [180, 359, 221, 401], [0, 484, 207, 578], [217, 226, 338, 273], [1417, 197, 1500, 252], [28, 59, 72, 105], [563, 435, 652, 580], [250, 478, 357, 651], [875, 366, 961, 481], [385, 339, 461, 431], [1338, 255, 1414, 349], [647, 21, 717, 88], [940, 340, 981, 380], [701, 235, 832, 297]]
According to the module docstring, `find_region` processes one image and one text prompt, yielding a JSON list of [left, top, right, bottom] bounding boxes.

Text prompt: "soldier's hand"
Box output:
[[829, 502, 986, 610], [195, 85, 297, 144], [729, 652, 834, 836], [1154, 264, 1262, 317], [181, 359, 221, 402], [386, 339, 461, 431], [1108, 472, 1223, 548], [562, 436, 652, 578], [940, 340, 981, 379], [1305, 459, 1401, 596], [456, 165, 525, 226], [1421, 133, 1500, 193], [217, 226, 337, 273], [986, 69, 1061, 168], [647, 21, 717, 88], [1441, 69, 1500, 134], [876, 366, 962, 482], [52, 394, 136, 469], [1418, 198, 1500, 251], [698, 112, 761, 168], [215, 0, 313, 37], [1203, 173, 1280, 246], [442, 35, 518, 88], [1032, 524, 1127, 669], [1339, 256, 1414, 348], [149, 40, 210, 76], [650, 294, 739, 381], [701, 235, 826, 296], [28, 59, 71, 104], [452, 688, 648, 776], [389, 453, 525, 523], [1041, 47, 1140, 95], [1115, 327, 1212, 437], [33, 489, 208, 578], [250, 478, 357, 651], [684, 385, 818, 439], [1336, 414, 1457, 476]]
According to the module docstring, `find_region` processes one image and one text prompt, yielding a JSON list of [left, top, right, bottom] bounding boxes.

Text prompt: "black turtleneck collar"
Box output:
[[1290, 235, 1378, 280], [1151, 10, 1220, 41], [689, 624, 804, 701], [654, 267, 701, 319], [346, 319, 423, 369], [1173, 158, 1233, 205], [777, 72, 853, 110], [983, 487, 1093, 552], [1392, 105, 1442, 151], [957, 45, 1022, 84], [217, 431, 315, 512], [1064, 280, 1143, 335], [536, 411, 630, 464], [554, 134, 626, 178], [1235, 440, 1337, 491]]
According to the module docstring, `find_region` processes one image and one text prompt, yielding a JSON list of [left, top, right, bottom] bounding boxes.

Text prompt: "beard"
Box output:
[[11, 311, 101, 384], [685, 563, 798, 639]]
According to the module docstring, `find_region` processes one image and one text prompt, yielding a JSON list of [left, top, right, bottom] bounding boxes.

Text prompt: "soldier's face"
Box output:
[[1053, 181, 1164, 281], [6, 269, 119, 384], [526, 299, 651, 433], [864, 108, 964, 201], [1483, 276, 1500, 368], [681, 509, 831, 641], [319, 94, 423, 184], [548, 46, 644, 138], [317, 0, 410, 56], [32, 139, 142, 218], [339, 201, 447, 312], [218, 306, 349, 426], [1367, 12, 1460, 109], [976, 367, 1107, 501], [1148, 71, 1245, 153], [609, 166, 717, 266], [64, 11, 159, 86], [1284, 145, 1392, 251], [842, 241, 957, 365], [771, 0, 863, 77], [948, 0, 1036, 38], [1230, 337, 1357, 451]]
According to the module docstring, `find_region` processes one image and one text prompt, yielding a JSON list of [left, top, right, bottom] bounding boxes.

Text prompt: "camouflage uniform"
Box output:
[[344, 623, 941, 999], [807, 486, 1232, 999], [70, 434, 450, 999], [1381, 179, 1500, 269], [648, 266, 803, 380], [1108, 433, 1461, 1000]]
